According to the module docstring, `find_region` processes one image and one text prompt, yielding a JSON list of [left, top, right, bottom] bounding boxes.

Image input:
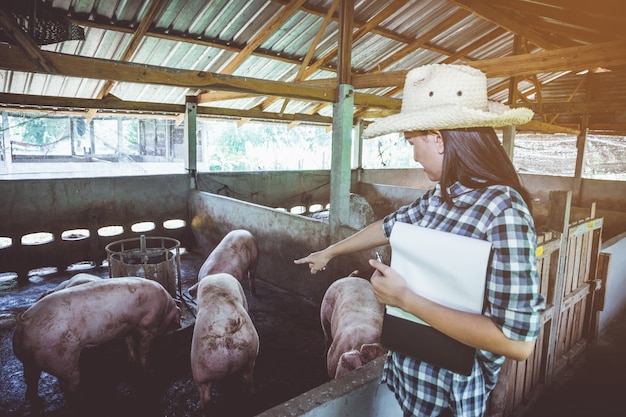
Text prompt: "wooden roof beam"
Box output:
[[259, 0, 340, 114], [0, 8, 57, 73], [0, 92, 333, 124], [0, 44, 400, 110], [442, 27, 507, 64], [449, 0, 572, 49], [348, 40, 626, 88], [220, 0, 308, 75], [86, 0, 168, 122], [373, 9, 472, 72], [494, 0, 626, 39]]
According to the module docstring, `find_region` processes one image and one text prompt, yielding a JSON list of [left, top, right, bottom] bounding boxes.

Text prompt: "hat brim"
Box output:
[[362, 106, 534, 139]]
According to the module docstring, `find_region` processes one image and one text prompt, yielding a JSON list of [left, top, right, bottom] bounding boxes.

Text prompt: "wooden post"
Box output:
[[502, 35, 522, 160], [184, 95, 198, 189], [329, 0, 354, 237], [544, 190, 572, 383], [1, 111, 12, 166], [89, 119, 96, 156], [502, 125, 515, 159], [573, 112, 589, 206], [117, 118, 123, 159]]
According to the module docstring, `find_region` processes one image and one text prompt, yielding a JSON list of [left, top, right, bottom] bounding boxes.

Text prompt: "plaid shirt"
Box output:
[[381, 182, 545, 417]]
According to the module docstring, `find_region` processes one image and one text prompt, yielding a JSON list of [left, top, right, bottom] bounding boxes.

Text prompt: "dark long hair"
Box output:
[[438, 127, 532, 207]]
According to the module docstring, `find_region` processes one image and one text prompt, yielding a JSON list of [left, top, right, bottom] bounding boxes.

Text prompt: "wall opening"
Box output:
[[131, 221, 156, 233], [0, 237, 12, 249], [28, 266, 58, 277], [61, 229, 90, 241], [163, 219, 186, 229], [21, 232, 54, 245], [290, 205, 306, 214], [67, 261, 97, 272], [98, 225, 124, 237]]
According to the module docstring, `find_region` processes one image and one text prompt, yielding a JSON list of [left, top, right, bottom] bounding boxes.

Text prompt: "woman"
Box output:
[[294, 64, 545, 417]]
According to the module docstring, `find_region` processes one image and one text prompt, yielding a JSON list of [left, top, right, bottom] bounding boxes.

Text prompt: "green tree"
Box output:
[[23, 115, 67, 145]]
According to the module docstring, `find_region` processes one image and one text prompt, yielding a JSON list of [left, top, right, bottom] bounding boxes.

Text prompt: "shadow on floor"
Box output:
[[516, 308, 626, 417]]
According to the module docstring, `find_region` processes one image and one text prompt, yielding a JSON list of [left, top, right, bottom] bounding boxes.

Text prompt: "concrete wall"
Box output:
[[196, 170, 346, 210], [599, 233, 626, 333], [2, 167, 625, 285], [360, 169, 626, 241], [188, 190, 387, 303], [257, 356, 385, 417], [0, 175, 191, 281]]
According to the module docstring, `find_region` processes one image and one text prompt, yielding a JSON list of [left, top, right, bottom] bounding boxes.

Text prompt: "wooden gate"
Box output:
[[487, 190, 607, 417]]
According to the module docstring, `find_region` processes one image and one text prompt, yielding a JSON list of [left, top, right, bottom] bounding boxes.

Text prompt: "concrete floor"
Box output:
[[0, 249, 329, 417], [516, 308, 626, 417]]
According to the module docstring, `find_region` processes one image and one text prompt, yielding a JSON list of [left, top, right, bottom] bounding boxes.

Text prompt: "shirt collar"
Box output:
[[434, 181, 484, 205]]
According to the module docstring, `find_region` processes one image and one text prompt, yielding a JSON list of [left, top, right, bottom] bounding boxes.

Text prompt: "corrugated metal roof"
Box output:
[[0, 0, 625, 133]]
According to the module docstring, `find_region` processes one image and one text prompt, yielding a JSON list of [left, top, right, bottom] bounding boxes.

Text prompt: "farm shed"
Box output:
[[1, 1, 626, 416]]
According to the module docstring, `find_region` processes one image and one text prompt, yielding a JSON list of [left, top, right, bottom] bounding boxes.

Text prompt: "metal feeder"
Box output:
[[105, 235, 182, 298]]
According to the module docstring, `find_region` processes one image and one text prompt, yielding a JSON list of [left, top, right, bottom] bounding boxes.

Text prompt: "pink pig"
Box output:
[[12, 277, 181, 400], [320, 274, 387, 379], [189, 229, 258, 298], [191, 273, 259, 412], [37, 272, 102, 300]]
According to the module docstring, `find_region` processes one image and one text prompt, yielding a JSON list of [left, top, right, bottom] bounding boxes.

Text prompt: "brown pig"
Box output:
[[320, 275, 387, 379], [189, 229, 258, 297], [12, 277, 181, 400], [191, 273, 259, 412]]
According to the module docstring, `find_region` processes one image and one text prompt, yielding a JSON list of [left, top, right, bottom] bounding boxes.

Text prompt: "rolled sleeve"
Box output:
[[485, 207, 544, 341]]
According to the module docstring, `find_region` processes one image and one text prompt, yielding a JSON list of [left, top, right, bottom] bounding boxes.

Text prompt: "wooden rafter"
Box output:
[[373, 9, 472, 72], [449, 0, 571, 49], [262, 0, 406, 120], [220, 0, 308, 75], [195, 0, 309, 125], [276, 0, 340, 115], [348, 40, 626, 89], [0, 43, 399, 110], [86, 0, 167, 122], [0, 9, 57, 73], [442, 27, 507, 64], [0, 92, 333, 124], [494, 0, 626, 40], [548, 73, 590, 124]]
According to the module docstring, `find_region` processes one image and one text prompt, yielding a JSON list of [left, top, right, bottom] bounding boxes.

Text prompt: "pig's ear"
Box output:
[[36, 291, 51, 301], [335, 350, 363, 378], [360, 343, 387, 362], [188, 283, 198, 298]]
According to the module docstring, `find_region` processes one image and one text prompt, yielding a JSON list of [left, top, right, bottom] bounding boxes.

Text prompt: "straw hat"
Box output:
[[362, 64, 534, 139]]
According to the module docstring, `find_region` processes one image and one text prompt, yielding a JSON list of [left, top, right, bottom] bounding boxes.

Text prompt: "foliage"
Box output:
[[2, 112, 625, 180]]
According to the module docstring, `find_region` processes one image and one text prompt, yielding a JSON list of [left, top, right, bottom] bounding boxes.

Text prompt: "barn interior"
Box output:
[[1, 1, 626, 417]]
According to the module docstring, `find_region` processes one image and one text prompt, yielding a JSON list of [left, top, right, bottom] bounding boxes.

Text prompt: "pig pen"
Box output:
[[0, 189, 387, 417], [0, 249, 330, 417]]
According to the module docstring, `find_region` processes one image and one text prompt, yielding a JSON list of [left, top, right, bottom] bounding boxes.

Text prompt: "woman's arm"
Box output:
[[369, 259, 536, 361], [294, 219, 388, 274]]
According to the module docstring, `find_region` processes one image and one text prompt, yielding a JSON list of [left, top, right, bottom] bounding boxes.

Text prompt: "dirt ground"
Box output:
[[0, 250, 329, 417]]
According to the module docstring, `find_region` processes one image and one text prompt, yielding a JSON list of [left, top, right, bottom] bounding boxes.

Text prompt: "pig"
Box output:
[[320, 275, 387, 379], [37, 272, 102, 300], [191, 273, 259, 412], [189, 229, 258, 298], [12, 276, 181, 400]]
